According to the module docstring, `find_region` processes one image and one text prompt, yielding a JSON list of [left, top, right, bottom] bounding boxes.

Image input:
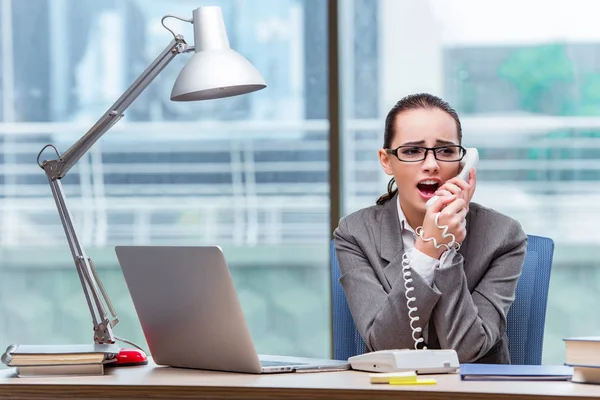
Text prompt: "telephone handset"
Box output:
[[425, 147, 479, 210]]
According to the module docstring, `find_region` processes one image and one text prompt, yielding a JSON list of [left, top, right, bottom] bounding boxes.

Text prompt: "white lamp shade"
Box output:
[[170, 49, 266, 101], [170, 6, 266, 102]]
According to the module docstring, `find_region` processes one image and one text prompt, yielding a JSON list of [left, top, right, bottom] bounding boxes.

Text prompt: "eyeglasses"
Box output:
[[385, 145, 466, 162]]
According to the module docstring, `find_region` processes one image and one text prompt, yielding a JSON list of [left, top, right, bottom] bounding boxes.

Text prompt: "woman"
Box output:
[[333, 93, 526, 363]]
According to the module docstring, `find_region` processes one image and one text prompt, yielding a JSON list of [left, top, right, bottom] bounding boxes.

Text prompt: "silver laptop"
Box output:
[[115, 245, 350, 374]]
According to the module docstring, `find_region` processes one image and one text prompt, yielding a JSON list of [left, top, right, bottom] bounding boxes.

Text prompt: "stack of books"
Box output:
[[564, 336, 600, 384], [1, 343, 120, 377]]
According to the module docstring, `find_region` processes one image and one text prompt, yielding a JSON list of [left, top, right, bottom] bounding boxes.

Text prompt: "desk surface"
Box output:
[[2, 359, 600, 400]]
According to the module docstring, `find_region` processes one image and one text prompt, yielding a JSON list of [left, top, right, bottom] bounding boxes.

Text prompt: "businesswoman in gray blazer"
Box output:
[[334, 93, 527, 364]]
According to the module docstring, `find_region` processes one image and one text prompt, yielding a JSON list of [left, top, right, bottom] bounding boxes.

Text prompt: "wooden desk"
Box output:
[[2, 359, 600, 400]]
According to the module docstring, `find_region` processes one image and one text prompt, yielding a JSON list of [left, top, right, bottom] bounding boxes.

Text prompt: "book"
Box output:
[[571, 365, 600, 384], [564, 337, 600, 367], [460, 363, 573, 381], [15, 363, 105, 378], [1, 344, 120, 367], [570, 365, 600, 384]]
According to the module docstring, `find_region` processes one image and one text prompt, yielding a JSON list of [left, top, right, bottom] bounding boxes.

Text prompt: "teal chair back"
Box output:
[[330, 234, 554, 365]]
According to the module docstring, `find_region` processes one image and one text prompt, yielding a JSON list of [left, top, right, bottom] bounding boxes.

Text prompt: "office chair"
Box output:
[[330, 234, 554, 365]]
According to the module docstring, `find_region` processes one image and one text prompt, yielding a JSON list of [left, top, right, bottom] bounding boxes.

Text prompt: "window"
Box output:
[[0, 0, 330, 361], [340, 0, 600, 364]]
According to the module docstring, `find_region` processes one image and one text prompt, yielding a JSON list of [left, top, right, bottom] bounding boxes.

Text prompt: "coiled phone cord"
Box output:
[[401, 251, 425, 350], [415, 213, 461, 252], [403, 212, 462, 349]]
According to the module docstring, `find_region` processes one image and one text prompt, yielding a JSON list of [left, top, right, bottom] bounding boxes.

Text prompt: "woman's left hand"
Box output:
[[434, 168, 476, 213]]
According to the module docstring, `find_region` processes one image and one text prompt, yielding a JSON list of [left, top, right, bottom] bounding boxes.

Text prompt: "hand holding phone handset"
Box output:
[[417, 148, 479, 252], [425, 148, 479, 210], [425, 147, 479, 209]]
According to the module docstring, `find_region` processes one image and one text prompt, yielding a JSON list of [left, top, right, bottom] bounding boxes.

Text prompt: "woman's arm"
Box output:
[[334, 216, 443, 351], [430, 220, 527, 362]]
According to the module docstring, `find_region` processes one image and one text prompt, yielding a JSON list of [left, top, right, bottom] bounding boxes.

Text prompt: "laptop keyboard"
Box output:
[[260, 360, 308, 367]]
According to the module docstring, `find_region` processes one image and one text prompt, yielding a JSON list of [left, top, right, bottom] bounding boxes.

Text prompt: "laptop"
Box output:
[[115, 245, 350, 374]]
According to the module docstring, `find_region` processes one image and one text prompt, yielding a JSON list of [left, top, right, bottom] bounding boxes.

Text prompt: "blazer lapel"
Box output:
[[379, 194, 404, 286], [458, 210, 473, 267], [378, 193, 404, 262], [378, 194, 406, 288]]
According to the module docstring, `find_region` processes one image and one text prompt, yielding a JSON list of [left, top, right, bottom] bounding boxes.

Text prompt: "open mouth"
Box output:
[[417, 180, 439, 198]]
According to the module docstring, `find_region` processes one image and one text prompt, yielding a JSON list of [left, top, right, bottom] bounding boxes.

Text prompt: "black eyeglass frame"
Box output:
[[384, 145, 467, 162]]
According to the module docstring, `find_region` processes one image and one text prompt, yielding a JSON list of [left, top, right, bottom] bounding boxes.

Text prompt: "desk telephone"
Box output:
[[349, 148, 479, 375]]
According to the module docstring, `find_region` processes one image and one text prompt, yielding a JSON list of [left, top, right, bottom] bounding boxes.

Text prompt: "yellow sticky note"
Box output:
[[389, 378, 437, 385]]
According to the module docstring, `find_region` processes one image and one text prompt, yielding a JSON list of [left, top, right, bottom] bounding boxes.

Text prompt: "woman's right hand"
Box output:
[[415, 194, 467, 259]]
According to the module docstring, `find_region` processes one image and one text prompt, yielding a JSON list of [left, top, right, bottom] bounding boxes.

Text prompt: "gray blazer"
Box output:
[[333, 194, 527, 363]]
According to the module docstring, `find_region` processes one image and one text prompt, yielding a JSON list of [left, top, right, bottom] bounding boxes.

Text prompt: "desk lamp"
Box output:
[[35, 6, 265, 366]]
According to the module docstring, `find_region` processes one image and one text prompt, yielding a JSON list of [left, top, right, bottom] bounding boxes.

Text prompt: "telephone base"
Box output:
[[348, 349, 460, 374]]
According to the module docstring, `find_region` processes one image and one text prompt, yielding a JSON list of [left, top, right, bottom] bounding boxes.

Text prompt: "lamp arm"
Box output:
[[42, 36, 189, 178], [38, 35, 189, 344]]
